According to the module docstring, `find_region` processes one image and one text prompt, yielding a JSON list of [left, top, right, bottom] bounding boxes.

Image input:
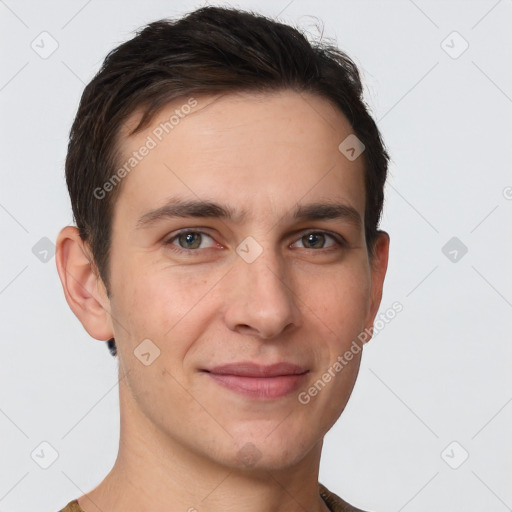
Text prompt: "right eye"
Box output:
[[164, 230, 221, 253]]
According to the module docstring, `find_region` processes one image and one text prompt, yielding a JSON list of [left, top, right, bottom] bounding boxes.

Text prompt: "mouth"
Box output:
[[201, 362, 309, 400]]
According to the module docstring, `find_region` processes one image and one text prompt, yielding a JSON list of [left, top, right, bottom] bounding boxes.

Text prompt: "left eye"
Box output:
[[291, 231, 340, 249]]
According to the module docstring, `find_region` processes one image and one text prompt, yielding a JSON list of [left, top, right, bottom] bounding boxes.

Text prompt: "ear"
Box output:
[[363, 231, 390, 340], [55, 226, 114, 341]]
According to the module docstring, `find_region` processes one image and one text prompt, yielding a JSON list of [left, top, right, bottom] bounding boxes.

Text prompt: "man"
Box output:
[[55, 5, 389, 512]]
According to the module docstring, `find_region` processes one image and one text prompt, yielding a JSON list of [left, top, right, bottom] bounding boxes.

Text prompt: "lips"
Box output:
[[202, 362, 309, 399], [204, 362, 309, 377]]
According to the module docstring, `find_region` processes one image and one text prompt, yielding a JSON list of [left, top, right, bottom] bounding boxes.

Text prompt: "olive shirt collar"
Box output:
[[58, 482, 369, 512]]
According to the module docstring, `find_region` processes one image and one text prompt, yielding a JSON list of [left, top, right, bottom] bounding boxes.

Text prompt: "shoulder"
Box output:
[[319, 482, 373, 512], [57, 499, 84, 512]]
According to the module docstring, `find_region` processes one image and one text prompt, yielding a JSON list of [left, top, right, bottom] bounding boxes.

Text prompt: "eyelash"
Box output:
[[163, 229, 347, 255]]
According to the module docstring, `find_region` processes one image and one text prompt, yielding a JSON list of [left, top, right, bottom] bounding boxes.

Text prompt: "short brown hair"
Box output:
[[64, 6, 389, 356]]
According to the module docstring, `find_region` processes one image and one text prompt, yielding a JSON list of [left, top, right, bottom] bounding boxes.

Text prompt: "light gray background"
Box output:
[[1, 0, 511, 511]]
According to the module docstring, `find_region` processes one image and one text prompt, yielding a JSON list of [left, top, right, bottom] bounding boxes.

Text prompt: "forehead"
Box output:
[[114, 90, 366, 224]]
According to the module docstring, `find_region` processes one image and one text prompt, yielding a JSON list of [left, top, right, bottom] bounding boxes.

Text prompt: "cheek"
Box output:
[[111, 262, 221, 355], [304, 258, 371, 337], [297, 264, 369, 430]]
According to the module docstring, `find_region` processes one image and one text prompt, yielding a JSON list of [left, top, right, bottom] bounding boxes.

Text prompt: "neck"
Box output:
[[77, 377, 330, 512]]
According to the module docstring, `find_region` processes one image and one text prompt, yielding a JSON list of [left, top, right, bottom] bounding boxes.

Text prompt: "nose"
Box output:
[[223, 246, 302, 339]]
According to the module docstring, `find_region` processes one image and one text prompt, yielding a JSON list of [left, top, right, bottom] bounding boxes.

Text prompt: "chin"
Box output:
[[222, 429, 316, 472]]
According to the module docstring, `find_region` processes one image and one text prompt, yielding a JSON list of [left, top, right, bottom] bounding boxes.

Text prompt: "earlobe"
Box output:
[[55, 226, 114, 341], [363, 231, 390, 340]]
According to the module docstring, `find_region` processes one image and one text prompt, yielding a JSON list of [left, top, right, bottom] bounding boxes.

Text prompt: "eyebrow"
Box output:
[[135, 198, 362, 230]]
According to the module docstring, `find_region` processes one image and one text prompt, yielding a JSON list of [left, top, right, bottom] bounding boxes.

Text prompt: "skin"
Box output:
[[56, 89, 389, 512]]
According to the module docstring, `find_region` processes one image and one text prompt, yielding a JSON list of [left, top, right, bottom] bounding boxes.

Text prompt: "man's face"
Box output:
[[104, 90, 388, 470]]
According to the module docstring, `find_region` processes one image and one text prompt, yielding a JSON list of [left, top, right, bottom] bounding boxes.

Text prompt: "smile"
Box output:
[[201, 362, 309, 400]]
